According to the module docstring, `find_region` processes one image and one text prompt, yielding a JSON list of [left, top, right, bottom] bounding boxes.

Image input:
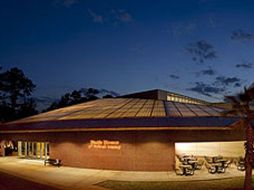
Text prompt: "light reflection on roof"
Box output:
[[8, 98, 225, 124]]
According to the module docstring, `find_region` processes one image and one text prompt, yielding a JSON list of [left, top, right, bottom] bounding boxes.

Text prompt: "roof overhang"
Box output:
[[0, 116, 239, 133]]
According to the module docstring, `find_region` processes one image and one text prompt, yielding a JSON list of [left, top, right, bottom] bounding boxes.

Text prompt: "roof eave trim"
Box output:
[[0, 126, 233, 133]]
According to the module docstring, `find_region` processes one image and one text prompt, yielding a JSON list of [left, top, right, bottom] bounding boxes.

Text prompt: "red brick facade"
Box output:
[[0, 129, 245, 171]]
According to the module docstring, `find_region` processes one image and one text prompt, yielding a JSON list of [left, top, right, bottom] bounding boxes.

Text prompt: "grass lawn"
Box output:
[[97, 177, 254, 190]]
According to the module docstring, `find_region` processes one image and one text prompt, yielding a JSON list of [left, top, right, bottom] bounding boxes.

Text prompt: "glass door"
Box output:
[[18, 141, 49, 160]]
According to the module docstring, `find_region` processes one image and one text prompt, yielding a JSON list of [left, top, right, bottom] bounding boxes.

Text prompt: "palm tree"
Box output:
[[224, 85, 254, 190]]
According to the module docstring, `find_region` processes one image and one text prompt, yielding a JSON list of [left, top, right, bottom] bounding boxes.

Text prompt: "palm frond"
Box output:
[[246, 85, 254, 99], [222, 84, 254, 120], [239, 92, 251, 102], [225, 95, 240, 104]]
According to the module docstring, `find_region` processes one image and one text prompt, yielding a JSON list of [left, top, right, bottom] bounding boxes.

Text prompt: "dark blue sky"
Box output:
[[1, 0, 254, 102]]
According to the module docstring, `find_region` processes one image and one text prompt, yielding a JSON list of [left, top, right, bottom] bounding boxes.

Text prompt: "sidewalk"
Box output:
[[0, 157, 246, 190]]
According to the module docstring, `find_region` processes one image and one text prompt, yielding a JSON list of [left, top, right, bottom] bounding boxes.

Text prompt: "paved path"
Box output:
[[0, 157, 247, 190], [0, 171, 61, 190]]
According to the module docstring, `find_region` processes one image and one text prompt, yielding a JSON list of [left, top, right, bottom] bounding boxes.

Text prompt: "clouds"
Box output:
[[186, 40, 217, 64], [188, 75, 244, 97], [214, 76, 243, 87], [182, 29, 253, 99], [196, 67, 216, 77], [183, 29, 253, 99], [88, 9, 104, 23], [236, 62, 253, 69], [200, 68, 215, 76], [112, 9, 133, 23], [54, 1, 133, 25], [87, 9, 133, 25], [169, 74, 180, 79], [231, 29, 254, 41], [187, 82, 225, 97]]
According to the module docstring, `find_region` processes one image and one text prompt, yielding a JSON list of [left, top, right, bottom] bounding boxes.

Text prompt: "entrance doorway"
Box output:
[[18, 141, 49, 160]]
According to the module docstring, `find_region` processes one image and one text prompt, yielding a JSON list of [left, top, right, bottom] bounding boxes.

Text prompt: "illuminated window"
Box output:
[[18, 141, 49, 160]]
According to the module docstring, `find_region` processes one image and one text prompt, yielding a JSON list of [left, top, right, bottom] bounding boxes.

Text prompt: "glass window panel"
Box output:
[[105, 99, 141, 118], [151, 101, 166, 117], [136, 100, 154, 117], [164, 102, 181, 116], [186, 104, 210, 116], [198, 105, 219, 116], [174, 102, 196, 116]]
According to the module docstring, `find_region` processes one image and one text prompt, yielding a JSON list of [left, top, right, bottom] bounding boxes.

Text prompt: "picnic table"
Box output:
[[187, 160, 198, 169], [216, 159, 230, 167], [177, 154, 203, 173], [211, 156, 223, 163], [206, 156, 229, 174], [211, 162, 225, 173]]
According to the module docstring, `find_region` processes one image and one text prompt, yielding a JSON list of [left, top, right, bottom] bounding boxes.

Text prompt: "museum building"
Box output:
[[0, 89, 245, 171]]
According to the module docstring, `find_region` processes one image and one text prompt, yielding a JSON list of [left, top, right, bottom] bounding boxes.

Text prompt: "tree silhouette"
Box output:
[[103, 94, 113, 98], [0, 67, 37, 122], [231, 29, 254, 41], [223, 85, 254, 190], [18, 98, 38, 118], [44, 88, 104, 112]]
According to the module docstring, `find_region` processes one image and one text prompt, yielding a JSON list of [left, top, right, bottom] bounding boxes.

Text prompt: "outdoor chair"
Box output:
[[175, 168, 184, 175], [179, 164, 194, 176], [195, 159, 204, 170], [184, 168, 194, 176], [175, 157, 194, 176], [235, 157, 245, 171], [217, 166, 225, 173], [237, 164, 245, 171], [224, 160, 232, 168], [205, 162, 216, 174], [175, 157, 184, 175], [176, 154, 185, 162], [204, 156, 213, 164]]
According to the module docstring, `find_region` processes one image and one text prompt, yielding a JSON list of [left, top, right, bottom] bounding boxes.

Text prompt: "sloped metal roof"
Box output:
[[8, 98, 225, 123], [0, 98, 238, 132]]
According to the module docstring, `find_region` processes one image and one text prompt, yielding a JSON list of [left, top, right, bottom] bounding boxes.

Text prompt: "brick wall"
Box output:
[[49, 131, 175, 171], [0, 129, 245, 171]]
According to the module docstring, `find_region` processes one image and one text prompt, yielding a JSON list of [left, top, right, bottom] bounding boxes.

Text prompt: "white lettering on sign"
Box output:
[[88, 140, 121, 150]]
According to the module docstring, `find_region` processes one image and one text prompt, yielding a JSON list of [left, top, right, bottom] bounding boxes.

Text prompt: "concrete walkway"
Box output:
[[0, 157, 247, 190]]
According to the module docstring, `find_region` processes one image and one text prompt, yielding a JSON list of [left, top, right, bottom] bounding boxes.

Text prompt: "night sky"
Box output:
[[1, 0, 254, 103]]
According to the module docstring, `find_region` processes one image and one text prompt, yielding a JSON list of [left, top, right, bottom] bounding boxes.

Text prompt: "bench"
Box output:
[[44, 158, 61, 167]]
